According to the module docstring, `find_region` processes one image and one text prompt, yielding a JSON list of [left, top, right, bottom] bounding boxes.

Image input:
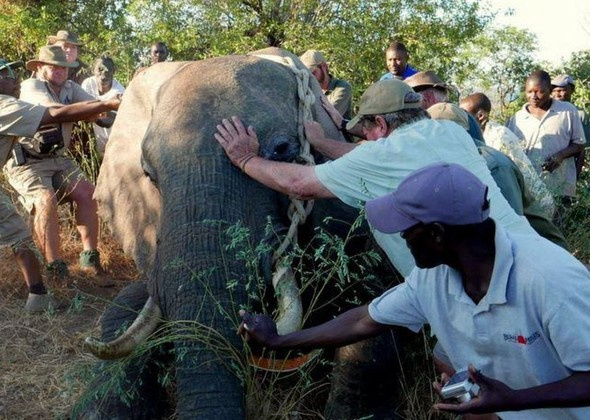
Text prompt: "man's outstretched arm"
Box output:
[[238, 305, 389, 350], [215, 116, 334, 200], [41, 98, 121, 125]]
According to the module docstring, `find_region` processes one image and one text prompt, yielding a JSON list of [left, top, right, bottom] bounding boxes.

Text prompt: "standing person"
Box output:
[[378, 41, 418, 81], [5, 46, 116, 280], [299, 49, 353, 120], [237, 162, 590, 420], [460, 92, 555, 217], [47, 29, 88, 85], [134, 41, 169, 78], [507, 70, 585, 209], [0, 58, 120, 310], [551, 74, 590, 177], [215, 79, 536, 277], [81, 56, 125, 156]]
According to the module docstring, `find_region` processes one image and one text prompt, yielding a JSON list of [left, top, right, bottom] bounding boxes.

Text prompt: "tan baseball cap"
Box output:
[[427, 102, 469, 130], [346, 80, 422, 130], [299, 49, 326, 69], [26, 45, 79, 71], [405, 70, 450, 92]]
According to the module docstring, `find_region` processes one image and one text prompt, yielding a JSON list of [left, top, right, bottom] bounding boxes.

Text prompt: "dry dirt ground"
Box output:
[[0, 221, 139, 419]]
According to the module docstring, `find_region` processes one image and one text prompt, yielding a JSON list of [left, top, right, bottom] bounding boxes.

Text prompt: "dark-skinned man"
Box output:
[[507, 70, 585, 217], [378, 41, 418, 81], [237, 162, 590, 420], [0, 58, 120, 311]]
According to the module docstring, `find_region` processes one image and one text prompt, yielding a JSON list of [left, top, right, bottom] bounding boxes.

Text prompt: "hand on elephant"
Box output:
[[215, 116, 260, 171], [237, 309, 280, 348]]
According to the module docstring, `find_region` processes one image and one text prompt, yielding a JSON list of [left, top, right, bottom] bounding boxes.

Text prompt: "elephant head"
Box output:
[[85, 48, 350, 418]]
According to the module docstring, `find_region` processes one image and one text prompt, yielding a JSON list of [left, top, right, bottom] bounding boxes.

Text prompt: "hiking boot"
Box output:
[[79, 250, 103, 274], [24, 293, 56, 313], [46, 259, 70, 281], [79, 250, 115, 287]]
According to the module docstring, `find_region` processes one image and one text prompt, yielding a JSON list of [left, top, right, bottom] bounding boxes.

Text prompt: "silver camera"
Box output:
[[440, 369, 480, 403]]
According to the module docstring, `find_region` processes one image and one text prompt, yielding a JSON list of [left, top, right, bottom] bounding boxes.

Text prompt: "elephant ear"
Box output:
[[250, 47, 346, 147], [94, 62, 191, 274]]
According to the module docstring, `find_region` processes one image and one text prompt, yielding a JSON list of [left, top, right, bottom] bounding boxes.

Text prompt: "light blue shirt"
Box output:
[[314, 119, 536, 275], [369, 224, 590, 419]]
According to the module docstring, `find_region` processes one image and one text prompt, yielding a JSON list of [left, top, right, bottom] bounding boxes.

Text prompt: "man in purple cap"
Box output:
[[236, 162, 590, 419]]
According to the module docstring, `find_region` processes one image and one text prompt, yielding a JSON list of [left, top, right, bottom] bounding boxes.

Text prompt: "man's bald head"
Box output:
[[526, 70, 552, 91]]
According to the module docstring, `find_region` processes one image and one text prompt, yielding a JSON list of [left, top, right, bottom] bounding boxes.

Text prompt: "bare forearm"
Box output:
[[503, 372, 590, 411], [311, 137, 357, 159], [554, 143, 585, 160], [268, 306, 388, 350], [42, 99, 119, 125], [243, 156, 334, 199]]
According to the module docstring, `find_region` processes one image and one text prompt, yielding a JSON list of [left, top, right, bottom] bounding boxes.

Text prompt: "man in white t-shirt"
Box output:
[[81, 56, 125, 155], [215, 79, 536, 276], [237, 162, 590, 419]]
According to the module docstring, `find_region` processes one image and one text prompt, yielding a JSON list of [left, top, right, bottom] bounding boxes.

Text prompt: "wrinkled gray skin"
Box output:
[[74, 48, 401, 419]]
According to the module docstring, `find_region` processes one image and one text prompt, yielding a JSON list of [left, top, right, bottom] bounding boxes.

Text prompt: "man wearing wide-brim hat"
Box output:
[[5, 45, 110, 281], [1, 55, 120, 310], [46, 29, 89, 84], [404, 70, 454, 108]]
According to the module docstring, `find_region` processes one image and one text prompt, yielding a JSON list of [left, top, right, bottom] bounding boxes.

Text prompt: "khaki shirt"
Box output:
[[0, 94, 46, 165], [18, 78, 94, 154]]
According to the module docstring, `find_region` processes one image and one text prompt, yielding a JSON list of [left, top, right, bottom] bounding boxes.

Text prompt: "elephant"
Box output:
[[73, 48, 404, 419]]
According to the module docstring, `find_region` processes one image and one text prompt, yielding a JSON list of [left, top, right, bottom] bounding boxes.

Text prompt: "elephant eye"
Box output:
[[141, 156, 159, 187]]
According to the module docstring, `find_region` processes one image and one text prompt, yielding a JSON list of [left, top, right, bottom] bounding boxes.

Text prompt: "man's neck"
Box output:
[[320, 75, 331, 91], [47, 81, 62, 98]]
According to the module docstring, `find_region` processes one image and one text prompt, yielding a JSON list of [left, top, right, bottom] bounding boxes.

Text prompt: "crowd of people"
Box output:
[[2, 30, 590, 417], [1, 30, 168, 312], [215, 42, 590, 419]]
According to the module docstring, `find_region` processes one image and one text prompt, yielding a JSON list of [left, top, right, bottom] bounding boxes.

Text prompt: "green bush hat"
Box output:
[[26, 45, 79, 71], [299, 49, 326, 70], [47, 30, 83, 46], [346, 80, 422, 131]]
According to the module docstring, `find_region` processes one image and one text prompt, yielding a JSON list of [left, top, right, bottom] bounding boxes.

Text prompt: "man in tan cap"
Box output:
[[5, 46, 115, 281], [214, 79, 537, 276], [47, 30, 88, 84], [299, 49, 352, 120], [1, 57, 120, 310]]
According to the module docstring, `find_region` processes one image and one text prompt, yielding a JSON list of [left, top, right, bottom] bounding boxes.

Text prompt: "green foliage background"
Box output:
[[2, 0, 587, 112]]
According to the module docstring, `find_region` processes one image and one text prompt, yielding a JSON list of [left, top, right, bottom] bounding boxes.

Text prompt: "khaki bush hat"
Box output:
[[299, 49, 326, 69], [346, 80, 422, 130], [26, 45, 79, 71], [47, 30, 83, 46], [405, 70, 450, 92], [427, 102, 469, 130]]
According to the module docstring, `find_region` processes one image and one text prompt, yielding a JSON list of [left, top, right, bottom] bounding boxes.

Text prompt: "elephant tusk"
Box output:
[[83, 297, 162, 360], [272, 265, 302, 335]]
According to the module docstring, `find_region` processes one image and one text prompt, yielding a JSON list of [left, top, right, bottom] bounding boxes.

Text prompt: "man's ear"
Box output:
[[476, 110, 488, 125], [374, 115, 389, 136], [430, 223, 446, 242]]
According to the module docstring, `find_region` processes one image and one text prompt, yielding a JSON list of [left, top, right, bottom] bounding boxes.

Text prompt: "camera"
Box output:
[[440, 369, 480, 403]]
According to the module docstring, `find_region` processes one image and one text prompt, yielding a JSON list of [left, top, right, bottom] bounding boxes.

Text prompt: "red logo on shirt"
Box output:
[[503, 331, 541, 345]]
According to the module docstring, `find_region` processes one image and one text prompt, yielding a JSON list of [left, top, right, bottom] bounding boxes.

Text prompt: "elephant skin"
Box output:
[[76, 48, 401, 419]]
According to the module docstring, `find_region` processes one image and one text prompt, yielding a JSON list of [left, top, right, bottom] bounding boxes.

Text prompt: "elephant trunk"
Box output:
[[83, 297, 161, 360]]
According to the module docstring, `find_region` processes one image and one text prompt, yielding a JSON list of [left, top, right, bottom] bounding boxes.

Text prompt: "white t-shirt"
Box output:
[[81, 77, 125, 154], [507, 100, 586, 197], [369, 224, 590, 419], [315, 118, 536, 276]]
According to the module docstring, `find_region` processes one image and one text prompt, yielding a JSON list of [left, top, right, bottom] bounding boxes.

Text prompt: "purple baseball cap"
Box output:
[[366, 162, 490, 234]]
